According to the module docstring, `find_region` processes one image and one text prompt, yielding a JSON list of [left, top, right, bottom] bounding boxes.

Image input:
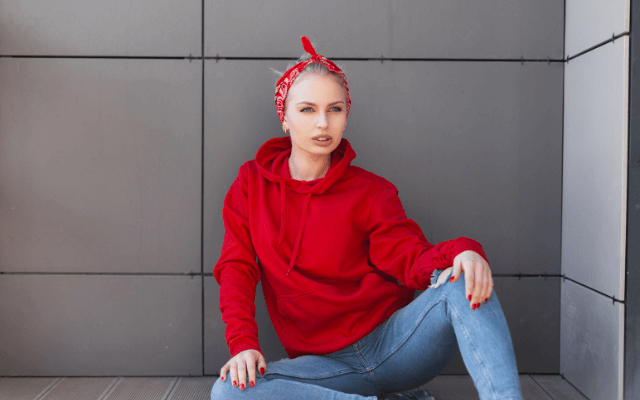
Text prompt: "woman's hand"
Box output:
[[220, 349, 267, 390], [450, 250, 493, 309]]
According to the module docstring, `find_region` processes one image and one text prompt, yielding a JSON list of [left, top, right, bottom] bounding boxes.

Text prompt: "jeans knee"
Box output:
[[211, 377, 243, 400]]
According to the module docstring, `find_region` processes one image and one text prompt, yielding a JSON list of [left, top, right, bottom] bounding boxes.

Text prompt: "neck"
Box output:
[[288, 147, 332, 181]]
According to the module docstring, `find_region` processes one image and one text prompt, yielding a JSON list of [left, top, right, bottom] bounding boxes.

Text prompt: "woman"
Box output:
[[210, 36, 524, 400]]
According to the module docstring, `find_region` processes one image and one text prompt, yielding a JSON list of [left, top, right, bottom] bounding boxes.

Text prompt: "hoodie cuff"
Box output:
[[230, 339, 263, 358], [450, 236, 489, 265]]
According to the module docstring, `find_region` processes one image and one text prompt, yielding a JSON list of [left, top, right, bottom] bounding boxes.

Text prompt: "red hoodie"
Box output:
[[213, 136, 489, 359]]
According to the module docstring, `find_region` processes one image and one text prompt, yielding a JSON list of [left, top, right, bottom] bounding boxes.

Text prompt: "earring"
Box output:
[[285, 129, 290, 135]]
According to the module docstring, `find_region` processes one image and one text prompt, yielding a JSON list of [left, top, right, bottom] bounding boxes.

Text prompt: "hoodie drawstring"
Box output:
[[286, 193, 312, 276], [277, 179, 286, 249], [276, 179, 312, 276]]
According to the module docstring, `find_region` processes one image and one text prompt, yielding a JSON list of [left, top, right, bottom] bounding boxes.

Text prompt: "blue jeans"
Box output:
[[211, 268, 523, 400]]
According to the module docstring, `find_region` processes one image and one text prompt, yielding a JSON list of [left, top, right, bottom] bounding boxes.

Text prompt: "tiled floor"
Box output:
[[0, 375, 587, 400]]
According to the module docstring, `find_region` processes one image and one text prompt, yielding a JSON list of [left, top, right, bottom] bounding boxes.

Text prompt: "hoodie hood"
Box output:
[[254, 136, 356, 276]]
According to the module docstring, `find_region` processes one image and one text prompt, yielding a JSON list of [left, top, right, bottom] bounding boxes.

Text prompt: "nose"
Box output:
[[316, 111, 328, 128]]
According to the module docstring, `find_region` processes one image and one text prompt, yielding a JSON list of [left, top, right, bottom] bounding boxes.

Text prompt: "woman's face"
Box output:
[[283, 72, 348, 158]]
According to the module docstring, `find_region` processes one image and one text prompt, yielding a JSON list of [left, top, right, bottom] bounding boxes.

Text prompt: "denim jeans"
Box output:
[[211, 268, 524, 400]]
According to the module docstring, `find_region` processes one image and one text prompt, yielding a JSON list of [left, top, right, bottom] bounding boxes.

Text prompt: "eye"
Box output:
[[300, 107, 313, 112], [331, 106, 342, 111]]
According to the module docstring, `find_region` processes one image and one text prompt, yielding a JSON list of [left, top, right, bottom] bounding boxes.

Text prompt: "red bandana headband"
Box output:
[[275, 36, 352, 123]]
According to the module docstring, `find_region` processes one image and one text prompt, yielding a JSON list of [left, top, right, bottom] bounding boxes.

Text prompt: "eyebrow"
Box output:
[[296, 101, 345, 106]]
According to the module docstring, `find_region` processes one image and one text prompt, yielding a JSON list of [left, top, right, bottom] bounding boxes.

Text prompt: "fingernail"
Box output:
[[260, 367, 265, 375], [233, 381, 237, 386], [471, 303, 476, 310], [220, 376, 225, 382], [250, 381, 255, 387], [468, 295, 472, 301], [477, 303, 481, 309], [450, 276, 454, 282], [240, 383, 245, 390], [484, 298, 488, 303]]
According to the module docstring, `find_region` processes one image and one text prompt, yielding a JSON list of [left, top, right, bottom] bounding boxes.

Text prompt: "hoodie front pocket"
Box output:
[[275, 283, 365, 338]]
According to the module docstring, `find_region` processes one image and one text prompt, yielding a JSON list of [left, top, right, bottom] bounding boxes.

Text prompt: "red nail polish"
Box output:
[[477, 303, 481, 308], [220, 376, 225, 382], [471, 303, 476, 310], [485, 298, 488, 303], [240, 383, 245, 390], [250, 381, 255, 387], [468, 295, 472, 301], [450, 276, 454, 282], [260, 367, 265, 375], [233, 381, 237, 386]]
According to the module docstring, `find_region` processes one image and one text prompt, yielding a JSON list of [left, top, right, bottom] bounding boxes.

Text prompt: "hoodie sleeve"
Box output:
[[213, 164, 263, 357], [365, 181, 489, 290]]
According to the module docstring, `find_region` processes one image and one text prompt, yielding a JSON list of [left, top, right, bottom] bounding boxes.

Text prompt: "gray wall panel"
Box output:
[[204, 60, 563, 276], [0, 275, 202, 376], [203, 60, 282, 277], [206, 276, 558, 375], [561, 279, 624, 400], [204, 276, 287, 375], [204, 0, 563, 59], [342, 60, 563, 275], [625, 2, 640, 398], [0, 1, 201, 56], [562, 38, 629, 299], [566, 0, 630, 57], [0, 58, 202, 274]]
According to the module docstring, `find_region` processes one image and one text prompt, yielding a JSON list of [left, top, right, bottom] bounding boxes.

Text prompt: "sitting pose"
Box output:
[[211, 36, 524, 400]]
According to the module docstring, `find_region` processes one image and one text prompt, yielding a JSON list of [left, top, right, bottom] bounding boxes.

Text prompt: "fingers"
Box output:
[[237, 356, 247, 390], [246, 352, 257, 389], [483, 267, 494, 303], [220, 363, 228, 382], [229, 359, 239, 388], [470, 263, 482, 309], [258, 354, 267, 377], [450, 259, 462, 283], [464, 262, 475, 308]]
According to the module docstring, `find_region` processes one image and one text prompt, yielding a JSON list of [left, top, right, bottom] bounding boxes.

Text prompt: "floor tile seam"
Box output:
[[528, 374, 557, 400], [32, 377, 64, 400], [96, 377, 123, 400], [160, 376, 180, 400]]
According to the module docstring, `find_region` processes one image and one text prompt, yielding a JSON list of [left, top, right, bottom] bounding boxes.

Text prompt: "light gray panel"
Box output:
[[204, 276, 288, 375], [204, 60, 563, 276], [561, 279, 624, 400], [562, 38, 629, 299], [0, 275, 202, 376], [0, 0, 200, 56], [440, 277, 559, 374], [0, 58, 202, 274], [204, 0, 563, 59], [566, 0, 630, 57]]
